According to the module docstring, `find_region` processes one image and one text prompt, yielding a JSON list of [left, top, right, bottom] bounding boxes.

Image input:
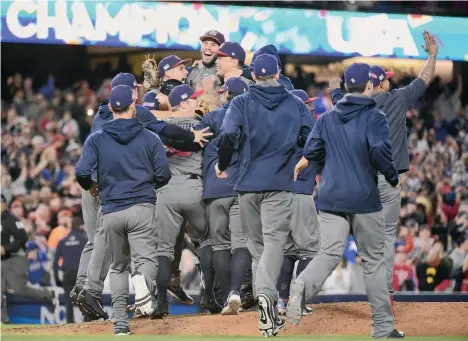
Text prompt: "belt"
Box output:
[[186, 174, 200, 180]]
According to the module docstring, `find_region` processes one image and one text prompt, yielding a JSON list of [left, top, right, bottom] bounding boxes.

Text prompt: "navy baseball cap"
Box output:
[[168, 84, 204, 107], [253, 54, 279, 77], [290, 89, 318, 104], [109, 85, 134, 110], [216, 42, 246, 64], [200, 30, 225, 45], [371, 65, 395, 87], [344, 63, 376, 87], [111, 73, 142, 89], [158, 55, 192, 77], [218, 77, 249, 94]]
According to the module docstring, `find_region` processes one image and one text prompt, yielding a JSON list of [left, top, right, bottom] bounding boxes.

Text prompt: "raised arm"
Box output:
[[417, 30, 438, 87]]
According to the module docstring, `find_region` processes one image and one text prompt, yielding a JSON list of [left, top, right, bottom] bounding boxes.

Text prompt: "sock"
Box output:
[[199, 245, 215, 297], [277, 255, 296, 299], [296, 257, 312, 277], [230, 248, 251, 294], [156, 256, 172, 303], [172, 231, 185, 275], [213, 250, 231, 303]]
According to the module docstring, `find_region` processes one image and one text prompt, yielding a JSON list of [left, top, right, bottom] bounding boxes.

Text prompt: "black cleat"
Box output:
[[150, 300, 169, 319], [240, 284, 256, 310], [388, 329, 405, 338], [114, 326, 131, 336], [77, 290, 109, 320], [200, 295, 222, 314], [168, 276, 194, 305]]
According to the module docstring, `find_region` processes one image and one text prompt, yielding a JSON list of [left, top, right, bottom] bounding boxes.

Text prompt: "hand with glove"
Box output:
[[141, 54, 159, 90]]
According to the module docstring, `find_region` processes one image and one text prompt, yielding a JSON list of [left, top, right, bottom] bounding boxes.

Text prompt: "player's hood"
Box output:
[[372, 92, 390, 110], [249, 84, 289, 110], [101, 118, 144, 145], [97, 99, 113, 120], [335, 94, 376, 123]]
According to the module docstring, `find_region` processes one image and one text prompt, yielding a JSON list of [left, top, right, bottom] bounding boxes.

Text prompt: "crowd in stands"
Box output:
[[1, 59, 467, 295]]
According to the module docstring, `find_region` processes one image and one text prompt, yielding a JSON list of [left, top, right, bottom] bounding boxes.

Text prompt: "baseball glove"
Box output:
[[141, 54, 159, 90], [195, 90, 219, 116]]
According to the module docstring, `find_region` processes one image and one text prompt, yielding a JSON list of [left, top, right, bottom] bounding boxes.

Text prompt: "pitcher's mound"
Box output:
[[9, 302, 468, 336]]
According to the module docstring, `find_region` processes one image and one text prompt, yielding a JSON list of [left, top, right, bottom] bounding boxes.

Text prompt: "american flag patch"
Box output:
[[143, 102, 155, 107]]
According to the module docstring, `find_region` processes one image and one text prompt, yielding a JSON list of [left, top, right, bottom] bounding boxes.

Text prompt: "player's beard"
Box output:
[[202, 54, 218, 68]]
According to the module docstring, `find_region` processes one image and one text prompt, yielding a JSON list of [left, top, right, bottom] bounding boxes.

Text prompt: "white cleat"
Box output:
[[221, 291, 241, 315]]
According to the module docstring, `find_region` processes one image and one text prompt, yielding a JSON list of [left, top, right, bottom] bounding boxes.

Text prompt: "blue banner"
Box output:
[[1, 1, 468, 61]]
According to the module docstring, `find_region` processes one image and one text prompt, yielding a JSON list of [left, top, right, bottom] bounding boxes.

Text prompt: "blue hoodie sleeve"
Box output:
[[303, 117, 325, 164], [217, 96, 243, 171], [298, 101, 314, 147], [366, 110, 399, 186], [193, 111, 214, 131], [151, 135, 172, 188], [75, 133, 98, 190], [331, 88, 344, 105]]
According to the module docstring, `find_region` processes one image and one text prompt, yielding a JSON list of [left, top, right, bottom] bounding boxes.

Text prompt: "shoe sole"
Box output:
[[167, 289, 194, 305], [78, 295, 109, 320], [115, 331, 131, 336], [221, 294, 241, 315], [286, 280, 305, 326], [257, 295, 276, 336]]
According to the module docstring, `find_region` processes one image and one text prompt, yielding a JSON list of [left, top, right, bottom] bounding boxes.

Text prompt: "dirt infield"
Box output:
[[7, 302, 468, 336]]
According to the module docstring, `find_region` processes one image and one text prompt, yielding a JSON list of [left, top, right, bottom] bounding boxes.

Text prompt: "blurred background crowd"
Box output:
[[2, 53, 467, 296]]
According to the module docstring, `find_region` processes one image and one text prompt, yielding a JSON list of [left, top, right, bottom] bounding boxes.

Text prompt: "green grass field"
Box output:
[[1, 325, 467, 341]]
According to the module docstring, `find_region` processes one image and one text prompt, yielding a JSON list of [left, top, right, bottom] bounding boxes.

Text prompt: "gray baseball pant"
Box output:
[[207, 196, 245, 252], [76, 190, 110, 298], [284, 194, 320, 258], [239, 191, 292, 302], [378, 175, 401, 295], [296, 210, 394, 338], [103, 203, 158, 330]]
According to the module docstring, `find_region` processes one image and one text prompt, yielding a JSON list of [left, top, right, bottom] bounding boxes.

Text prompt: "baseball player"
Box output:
[[215, 42, 254, 87], [330, 31, 438, 316], [186, 30, 225, 91], [277, 90, 319, 316], [288, 63, 404, 338], [152, 84, 220, 319], [75, 85, 172, 335], [141, 55, 192, 112], [72, 73, 211, 320], [242, 45, 294, 90], [193, 77, 250, 315], [216, 54, 313, 336]]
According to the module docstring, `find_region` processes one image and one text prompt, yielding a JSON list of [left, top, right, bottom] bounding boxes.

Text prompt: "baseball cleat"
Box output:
[[77, 290, 109, 320], [221, 291, 241, 315], [240, 284, 256, 310], [286, 279, 305, 326], [150, 300, 169, 319], [200, 295, 222, 314], [126, 304, 147, 319], [168, 281, 194, 305], [257, 294, 283, 337], [387, 329, 405, 338], [114, 326, 131, 336], [277, 298, 287, 316], [131, 271, 153, 315], [302, 305, 313, 315]]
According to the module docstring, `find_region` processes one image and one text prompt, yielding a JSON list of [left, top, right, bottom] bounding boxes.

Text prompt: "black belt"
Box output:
[[186, 174, 200, 180]]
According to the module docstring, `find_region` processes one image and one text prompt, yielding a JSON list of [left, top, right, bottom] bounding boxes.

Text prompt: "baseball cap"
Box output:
[[344, 63, 376, 87], [200, 30, 225, 45], [216, 42, 246, 64], [109, 85, 134, 110], [168, 84, 204, 107], [158, 55, 192, 78], [290, 89, 318, 104], [218, 77, 249, 94], [253, 54, 279, 77], [371, 65, 395, 87], [111, 72, 142, 89]]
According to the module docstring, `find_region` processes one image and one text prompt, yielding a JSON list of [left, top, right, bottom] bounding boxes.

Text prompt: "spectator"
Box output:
[[321, 258, 352, 294], [393, 252, 416, 291], [450, 235, 468, 291], [47, 209, 72, 251], [416, 241, 453, 291]]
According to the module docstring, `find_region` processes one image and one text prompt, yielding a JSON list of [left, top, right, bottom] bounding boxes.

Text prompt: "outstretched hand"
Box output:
[[422, 30, 438, 56], [191, 127, 213, 147]]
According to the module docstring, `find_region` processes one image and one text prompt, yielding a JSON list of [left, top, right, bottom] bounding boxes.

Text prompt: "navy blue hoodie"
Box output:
[[75, 118, 171, 214], [218, 83, 312, 192], [195, 103, 239, 200], [303, 94, 398, 213], [293, 115, 318, 195]]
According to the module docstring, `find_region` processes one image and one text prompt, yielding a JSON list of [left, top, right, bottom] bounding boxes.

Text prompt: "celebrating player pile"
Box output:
[[73, 29, 438, 338]]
